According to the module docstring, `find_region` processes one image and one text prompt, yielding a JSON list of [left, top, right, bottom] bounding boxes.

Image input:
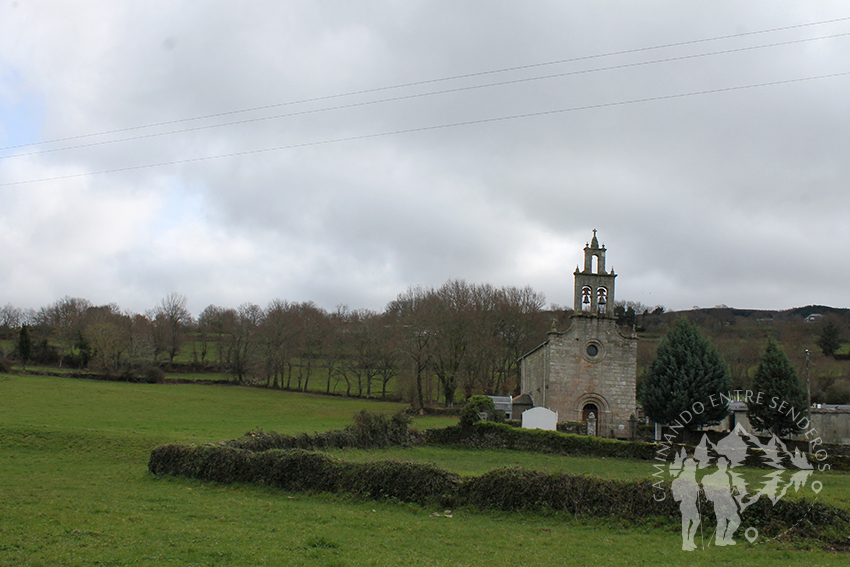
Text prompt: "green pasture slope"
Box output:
[[1, 374, 848, 566]]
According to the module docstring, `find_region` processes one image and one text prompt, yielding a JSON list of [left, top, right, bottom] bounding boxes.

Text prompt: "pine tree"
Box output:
[[747, 339, 808, 437], [17, 324, 33, 371], [640, 318, 732, 437]]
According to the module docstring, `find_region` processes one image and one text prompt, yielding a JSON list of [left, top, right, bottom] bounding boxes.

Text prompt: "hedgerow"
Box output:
[[424, 422, 850, 471], [147, 443, 850, 544], [170, 407, 850, 471], [224, 410, 413, 452], [148, 445, 459, 505], [425, 422, 658, 460], [459, 467, 676, 518]]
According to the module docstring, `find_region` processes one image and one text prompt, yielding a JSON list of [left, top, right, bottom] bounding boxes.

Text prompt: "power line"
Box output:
[[2, 15, 849, 154], [3, 69, 849, 188], [4, 30, 849, 160]]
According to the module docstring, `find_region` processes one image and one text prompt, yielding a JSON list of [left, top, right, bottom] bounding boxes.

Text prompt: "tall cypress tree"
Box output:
[[18, 324, 33, 371], [747, 339, 808, 437], [640, 318, 732, 436]]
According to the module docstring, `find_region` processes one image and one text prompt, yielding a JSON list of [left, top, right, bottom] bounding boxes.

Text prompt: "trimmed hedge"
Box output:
[[460, 467, 675, 518], [426, 422, 658, 460], [224, 410, 413, 452], [148, 445, 459, 506], [148, 443, 850, 544], [167, 407, 850, 472], [225, 430, 359, 452], [425, 422, 850, 471]]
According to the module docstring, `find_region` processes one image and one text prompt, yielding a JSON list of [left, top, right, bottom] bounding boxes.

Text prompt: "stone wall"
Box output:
[[724, 407, 850, 446], [810, 408, 850, 445], [520, 343, 546, 406]]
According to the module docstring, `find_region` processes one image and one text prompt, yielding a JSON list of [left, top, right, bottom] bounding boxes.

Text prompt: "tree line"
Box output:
[[4, 286, 843, 411], [0, 281, 549, 407]]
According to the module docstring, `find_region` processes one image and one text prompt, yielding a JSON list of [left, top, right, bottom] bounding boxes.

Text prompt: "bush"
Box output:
[[556, 421, 587, 435], [120, 366, 165, 384], [825, 379, 850, 405], [32, 339, 59, 365], [348, 410, 411, 448], [459, 395, 498, 429]]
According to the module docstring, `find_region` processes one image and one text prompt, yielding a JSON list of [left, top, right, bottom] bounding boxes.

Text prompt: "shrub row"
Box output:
[[224, 410, 414, 452], [459, 467, 674, 518], [221, 413, 850, 472], [425, 422, 850, 471], [425, 422, 659, 460], [148, 444, 850, 543], [148, 445, 459, 506]]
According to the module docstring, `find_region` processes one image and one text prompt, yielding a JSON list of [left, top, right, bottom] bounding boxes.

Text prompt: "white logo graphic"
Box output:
[[668, 423, 821, 551]]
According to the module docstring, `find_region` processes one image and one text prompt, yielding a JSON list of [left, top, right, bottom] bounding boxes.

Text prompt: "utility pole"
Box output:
[[805, 348, 812, 454]]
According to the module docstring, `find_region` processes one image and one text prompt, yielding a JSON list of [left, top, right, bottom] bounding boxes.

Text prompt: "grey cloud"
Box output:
[[1, 1, 849, 314]]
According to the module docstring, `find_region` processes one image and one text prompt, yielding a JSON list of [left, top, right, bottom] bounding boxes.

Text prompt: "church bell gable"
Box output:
[[574, 229, 617, 317]]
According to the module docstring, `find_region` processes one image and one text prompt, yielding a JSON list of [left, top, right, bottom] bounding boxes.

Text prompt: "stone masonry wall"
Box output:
[[810, 409, 850, 445], [521, 344, 546, 407], [524, 315, 637, 437]]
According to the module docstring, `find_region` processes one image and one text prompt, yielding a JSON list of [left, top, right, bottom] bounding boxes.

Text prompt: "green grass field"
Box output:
[[2, 373, 849, 566]]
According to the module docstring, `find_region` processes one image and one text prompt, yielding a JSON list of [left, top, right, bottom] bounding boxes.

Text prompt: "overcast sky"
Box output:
[[1, 1, 849, 317]]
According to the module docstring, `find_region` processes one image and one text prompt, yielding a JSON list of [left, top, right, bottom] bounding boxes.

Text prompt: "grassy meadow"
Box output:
[[2, 373, 849, 566]]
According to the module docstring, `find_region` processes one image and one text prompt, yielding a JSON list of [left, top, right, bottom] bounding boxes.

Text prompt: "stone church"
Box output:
[[520, 231, 637, 437]]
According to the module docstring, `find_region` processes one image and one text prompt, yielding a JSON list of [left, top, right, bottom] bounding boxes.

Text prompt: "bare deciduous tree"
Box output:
[[84, 305, 125, 374], [386, 285, 436, 409], [149, 293, 192, 367], [228, 303, 263, 383], [262, 299, 298, 389]]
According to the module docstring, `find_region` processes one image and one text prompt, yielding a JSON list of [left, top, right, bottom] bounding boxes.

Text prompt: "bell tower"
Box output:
[[573, 229, 616, 317]]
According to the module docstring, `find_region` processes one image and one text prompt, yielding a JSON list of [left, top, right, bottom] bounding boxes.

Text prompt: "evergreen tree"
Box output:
[[747, 339, 808, 437], [815, 320, 843, 358], [17, 324, 33, 371], [640, 318, 732, 436], [75, 331, 91, 368]]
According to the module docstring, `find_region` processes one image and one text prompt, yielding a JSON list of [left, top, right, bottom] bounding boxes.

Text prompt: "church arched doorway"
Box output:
[[582, 403, 599, 436]]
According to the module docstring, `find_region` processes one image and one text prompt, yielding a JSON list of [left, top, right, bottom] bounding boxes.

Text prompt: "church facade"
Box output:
[[520, 231, 637, 437]]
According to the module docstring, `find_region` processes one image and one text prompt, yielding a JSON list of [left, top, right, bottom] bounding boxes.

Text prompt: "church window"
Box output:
[[583, 340, 604, 362]]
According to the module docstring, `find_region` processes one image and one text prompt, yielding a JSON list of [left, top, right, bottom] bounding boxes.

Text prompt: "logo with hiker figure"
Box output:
[[652, 395, 828, 551]]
